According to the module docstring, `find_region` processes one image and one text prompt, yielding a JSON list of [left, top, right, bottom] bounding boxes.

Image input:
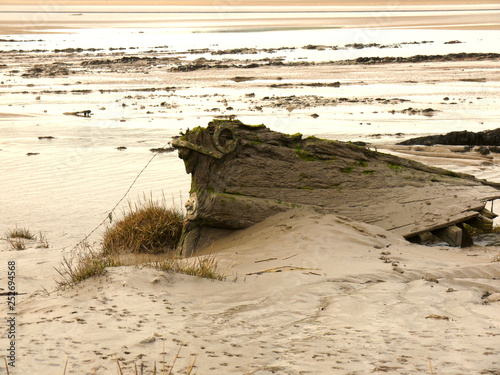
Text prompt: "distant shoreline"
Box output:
[[1, 5, 500, 34], [3, 0, 500, 5]]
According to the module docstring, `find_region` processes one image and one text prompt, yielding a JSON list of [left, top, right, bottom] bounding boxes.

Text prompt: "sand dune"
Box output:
[[3, 210, 500, 373]]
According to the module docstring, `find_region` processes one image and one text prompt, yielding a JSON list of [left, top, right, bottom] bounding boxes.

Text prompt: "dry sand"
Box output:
[[2, 210, 500, 373]]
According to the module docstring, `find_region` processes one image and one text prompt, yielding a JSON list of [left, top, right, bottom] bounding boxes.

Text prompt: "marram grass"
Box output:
[[6, 226, 35, 240], [102, 197, 184, 254], [55, 242, 123, 289], [4, 227, 49, 251], [7, 238, 26, 251], [149, 254, 236, 282], [56, 197, 235, 287]]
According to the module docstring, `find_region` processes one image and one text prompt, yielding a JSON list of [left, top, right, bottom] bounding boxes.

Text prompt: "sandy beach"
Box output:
[[1, 2, 500, 374]]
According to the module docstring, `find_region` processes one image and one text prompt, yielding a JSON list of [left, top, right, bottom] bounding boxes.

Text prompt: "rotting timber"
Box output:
[[172, 119, 500, 256]]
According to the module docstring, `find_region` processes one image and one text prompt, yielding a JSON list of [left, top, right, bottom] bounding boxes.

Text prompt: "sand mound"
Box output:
[[8, 210, 500, 374]]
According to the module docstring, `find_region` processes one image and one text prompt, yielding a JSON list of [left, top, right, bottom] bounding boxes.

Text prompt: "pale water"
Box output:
[[1, 6, 500, 243]]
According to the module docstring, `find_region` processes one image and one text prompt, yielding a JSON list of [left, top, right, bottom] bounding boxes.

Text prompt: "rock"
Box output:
[[477, 146, 491, 155], [22, 62, 72, 77], [231, 76, 255, 82], [149, 147, 174, 153], [425, 314, 449, 320], [139, 336, 156, 344], [484, 293, 500, 303], [172, 120, 500, 256], [398, 128, 500, 146]]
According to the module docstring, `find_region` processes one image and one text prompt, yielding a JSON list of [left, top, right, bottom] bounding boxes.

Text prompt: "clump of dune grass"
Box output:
[[55, 242, 123, 289], [37, 231, 49, 248], [149, 254, 235, 281], [6, 226, 35, 240], [5, 226, 37, 250], [102, 197, 184, 255], [7, 238, 26, 251], [5, 229, 49, 251], [55, 196, 236, 287]]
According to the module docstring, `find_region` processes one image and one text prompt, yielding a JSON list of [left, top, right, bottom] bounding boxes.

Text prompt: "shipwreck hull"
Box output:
[[173, 120, 500, 256]]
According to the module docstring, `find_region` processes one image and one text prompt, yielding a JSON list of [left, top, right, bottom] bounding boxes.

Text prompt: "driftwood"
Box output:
[[172, 119, 500, 256], [63, 110, 92, 117]]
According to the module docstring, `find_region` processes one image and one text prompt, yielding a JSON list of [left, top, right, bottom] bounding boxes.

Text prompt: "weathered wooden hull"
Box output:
[[173, 120, 500, 255]]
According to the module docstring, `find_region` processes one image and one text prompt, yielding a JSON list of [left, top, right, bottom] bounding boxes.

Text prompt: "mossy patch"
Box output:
[[251, 137, 262, 145], [387, 162, 404, 174], [295, 146, 316, 161], [341, 167, 354, 174], [298, 186, 315, 190], [444, 170, 461, 178]]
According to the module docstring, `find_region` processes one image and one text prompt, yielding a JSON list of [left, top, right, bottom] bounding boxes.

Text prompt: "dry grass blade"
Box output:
[[116, 356, 124, 375], [168, 344, 183, 375], [63, 356, 69, 375], [38, 231, 49, 248], [163, 339, 166, 375], [186, 352, 199, 375], [246, 265, 320, 276], [4, 358, 10, 375]]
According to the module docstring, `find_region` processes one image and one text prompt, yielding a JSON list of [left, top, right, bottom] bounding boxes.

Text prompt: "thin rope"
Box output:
[[68, 145, 169, 254]]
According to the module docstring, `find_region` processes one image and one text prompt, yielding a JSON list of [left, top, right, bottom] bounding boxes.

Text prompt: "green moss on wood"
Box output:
[[295, 146, 316, 161], [341, 167, 354, 174], [387, 162, 404, 174]]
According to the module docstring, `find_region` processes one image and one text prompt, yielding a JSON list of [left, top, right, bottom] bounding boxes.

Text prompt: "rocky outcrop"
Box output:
[[398, 128, 500, 146], [172, 120, 500, 256]]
